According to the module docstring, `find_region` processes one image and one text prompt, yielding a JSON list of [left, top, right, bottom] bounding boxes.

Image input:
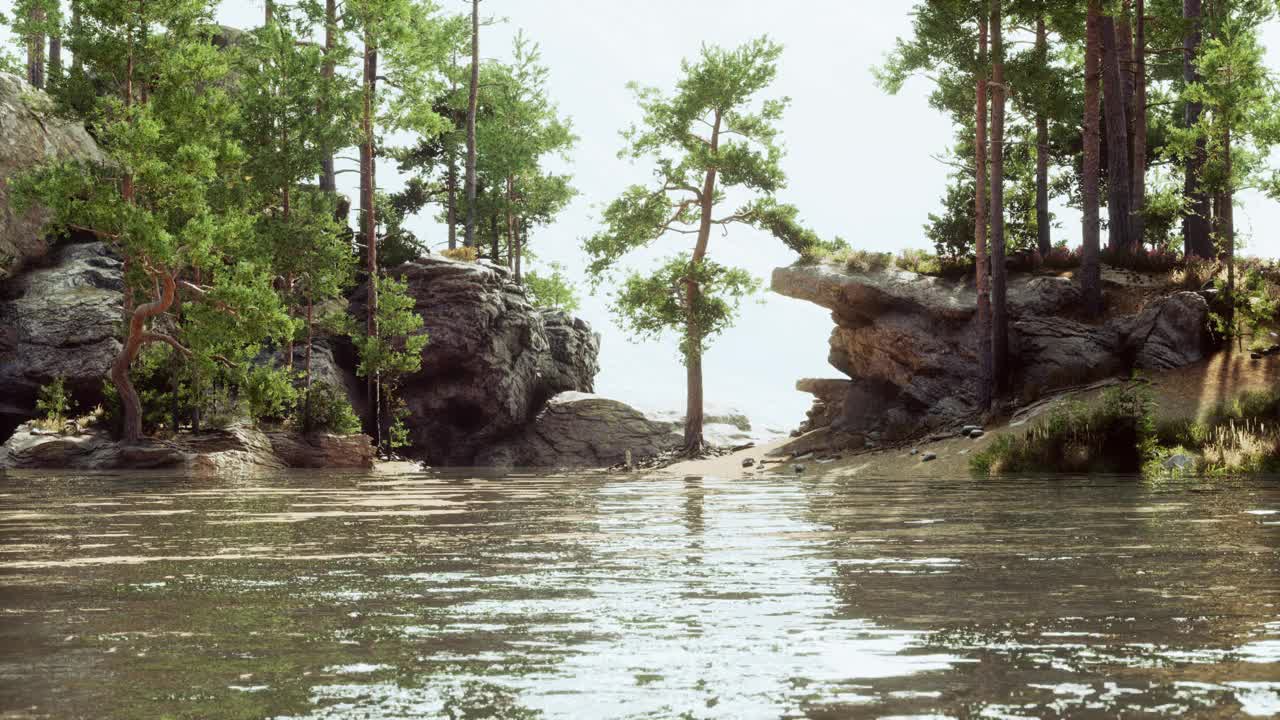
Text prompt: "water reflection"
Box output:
[[0, 470, 1276, 718]]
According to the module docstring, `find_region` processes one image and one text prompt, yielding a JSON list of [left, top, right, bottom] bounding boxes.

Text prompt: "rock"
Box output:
[[772, 263, 1211, 441], [961, 425, 983, 437], [768, 426, 865, 458], [0, 241, 123, 438], [742, 457, 756, 468], [922, 452, 937, 462], [351, 256, 599, 465], [969, 430, 985, 439], [0, 73, 105, 282], [475, 392, 682, 468], [910, 448, 919, 456], [1162, 453, 1196, 471], [792, 464, 805, 474], [538, 309, 601, 398], [1251, 353, 1264, 360], [0, 423, 374, 473]]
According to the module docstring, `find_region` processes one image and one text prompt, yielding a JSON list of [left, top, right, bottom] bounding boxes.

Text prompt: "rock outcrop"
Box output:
[[0, 73, 105, 282], [775, 263, 1211, 445], [0, 241, 123, 438], [475, 392, 682, 468], [351, 256, 601, 465], [0, 423, 375, 473]]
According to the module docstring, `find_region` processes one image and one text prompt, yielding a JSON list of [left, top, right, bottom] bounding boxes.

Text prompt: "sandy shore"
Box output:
[[660, 350, 1280, 480]]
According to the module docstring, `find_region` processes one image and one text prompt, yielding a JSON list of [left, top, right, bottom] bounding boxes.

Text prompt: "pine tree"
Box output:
[[586, 37, 830, 454], [1082, 0, 1104, 317]]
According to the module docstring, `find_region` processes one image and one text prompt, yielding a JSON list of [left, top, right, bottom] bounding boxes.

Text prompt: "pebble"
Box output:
[[792, 464, 806, 474], [969, 430, 985, 439], [741, 458, 756, 468], [922, 452, 937, 462], [909, 448, 919, 456]]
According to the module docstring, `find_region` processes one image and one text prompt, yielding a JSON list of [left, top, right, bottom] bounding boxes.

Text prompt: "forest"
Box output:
[[2, 0, 1280, 465]]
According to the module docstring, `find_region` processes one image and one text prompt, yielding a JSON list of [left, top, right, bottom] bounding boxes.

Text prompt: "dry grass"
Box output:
[[441, 246, 478, 262]]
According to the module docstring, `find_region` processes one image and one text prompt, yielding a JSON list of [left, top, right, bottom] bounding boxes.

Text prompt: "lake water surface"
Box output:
[[0, 470, 1277, 719]]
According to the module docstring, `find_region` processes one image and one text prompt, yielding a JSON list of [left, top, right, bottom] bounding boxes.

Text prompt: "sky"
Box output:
[[2, 1, 1278, 433]]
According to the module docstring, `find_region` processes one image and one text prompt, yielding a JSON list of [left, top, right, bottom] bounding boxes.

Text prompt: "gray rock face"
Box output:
[[0, 73, 105, 282], [476, 392, 682, 468], [0, 241, 123, 437], [773, 263, 1210, 439], [0, 423, 375, 473], [538, 309, 601, 399], [353, 257, 600, 465]]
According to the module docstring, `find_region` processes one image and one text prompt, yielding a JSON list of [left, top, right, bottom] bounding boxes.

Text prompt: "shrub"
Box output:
[[295, 381, 361, 435], [840, 249, 894, 273], [897, 248, 941, 275], [1042, 245, 1083, 270], [971, 382, 1157, 475], [34, 377, 73, 432], [442, 246, 479, 262]]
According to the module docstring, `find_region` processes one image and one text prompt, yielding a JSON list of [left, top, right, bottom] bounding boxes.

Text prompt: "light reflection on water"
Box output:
[[0, 470, 1276, 718]]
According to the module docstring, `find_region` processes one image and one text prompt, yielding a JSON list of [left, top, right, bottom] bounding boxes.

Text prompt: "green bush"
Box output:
[[971, 382, 1157, 475], [35, 377, 73, 431], [294, 382, 361, 435]]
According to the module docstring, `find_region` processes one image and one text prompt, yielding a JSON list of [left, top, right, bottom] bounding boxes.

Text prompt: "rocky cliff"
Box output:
[[772, 262, 1210, 446]]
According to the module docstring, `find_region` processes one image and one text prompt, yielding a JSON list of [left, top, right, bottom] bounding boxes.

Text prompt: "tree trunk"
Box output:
[[27, 4, 46, 89], [319, 0, 337, 192], [1222, 125, 1234, 334], [505, 175, 516, 273], [1082, 0, 1104, 317], [446, 149, 458, 250], [975, 13, 993, 413], [1132, 0, 1147, 245], [989, 0, 1009, 395], [71, 1, 81, 73], [684, 111, 722, 455], [513, 217, 523, 284], [49, 17, 61, 85], [304, 294, 314, 432], [362, 36, 381, 449], [114, 273, 178, 443], [1183, 0, 1212, 258], [463, 0, 480, 248], [1100, 15, 1134, 255], [264, 0, 273, 24], [1034, 13, 1050, 258]]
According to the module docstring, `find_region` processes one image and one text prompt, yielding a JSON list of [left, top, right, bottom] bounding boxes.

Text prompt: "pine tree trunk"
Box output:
[[27, 5, 46, 89], [71, 1, 81, 73], [505, 175, 516, 272], [114, 274, 178, 443], [989, 0, 1009, 395], [1183, 0, 1212, 258], [463, 0, 480, 248], [975, 13, 993, 413], [1034, 13, 1050, 258], [446, 150, 458, 250], [513, 218, 523, 284], [1132, 0, 1147, 246], [1082, 0, 1104, 317], [362, 37, 381, 449], [304, 294, 314, 432], [319, 0, 337, 192], [684, 111, 722, 455], [1223, 125, 1234, 333], [1100, 15, 1134, 255]]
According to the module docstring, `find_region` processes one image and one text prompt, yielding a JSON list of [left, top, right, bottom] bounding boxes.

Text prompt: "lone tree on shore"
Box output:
[[586, 37, 827, 455]]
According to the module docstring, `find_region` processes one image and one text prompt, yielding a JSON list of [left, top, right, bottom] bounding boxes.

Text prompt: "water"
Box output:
[[0, 470, 1277, 719]]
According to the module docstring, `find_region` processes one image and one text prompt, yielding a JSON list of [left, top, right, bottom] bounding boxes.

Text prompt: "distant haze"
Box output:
[[3, 1, 1278, 432]]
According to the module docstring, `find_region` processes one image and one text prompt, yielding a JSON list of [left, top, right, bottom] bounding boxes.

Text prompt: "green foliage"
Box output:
[[35, 376, 72, 430], [294, 381, 361, 435], [242, 366, 298, 424], [971, 382, 1158, 475], [353, 275, 429, 383], [612, 255, 759, 359], [523, 261, 580, 312]]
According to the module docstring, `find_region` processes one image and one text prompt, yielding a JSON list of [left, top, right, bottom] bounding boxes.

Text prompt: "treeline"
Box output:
[[2, 0, 576, 448], [880, 0, 1280, 411]]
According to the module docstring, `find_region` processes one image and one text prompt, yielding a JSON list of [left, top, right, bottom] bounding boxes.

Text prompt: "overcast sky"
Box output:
[[3, 1, 1278, 432]]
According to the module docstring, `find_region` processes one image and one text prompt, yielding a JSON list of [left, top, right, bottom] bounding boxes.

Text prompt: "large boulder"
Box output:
[[476, 392, 682, 468], [0, 241, 123, 438], [0, 423, 375, 473], [0, 73, 105, 283], [352, 256, 600, 465], [773, 263, 1210, 441]]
